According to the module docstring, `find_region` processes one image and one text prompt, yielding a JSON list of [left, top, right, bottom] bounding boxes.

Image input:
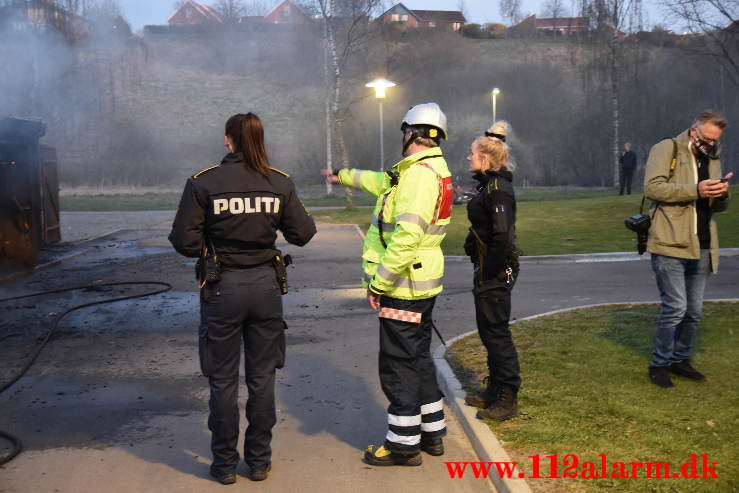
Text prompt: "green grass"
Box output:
[[446, 302, 739, 493], [60, 186, 739, 257], [313, 185, 739, 256], [61, 193, 182, 211], [515, 187, 617, 202], [59, 191, 376, 211]]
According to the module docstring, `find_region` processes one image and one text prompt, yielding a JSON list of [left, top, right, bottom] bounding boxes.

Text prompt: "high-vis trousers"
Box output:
[[199, 264, 286, 475], [378, 296, 446, 455]]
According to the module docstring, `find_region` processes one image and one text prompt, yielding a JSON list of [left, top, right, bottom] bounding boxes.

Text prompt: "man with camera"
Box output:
[[644, 110, 732, 388]]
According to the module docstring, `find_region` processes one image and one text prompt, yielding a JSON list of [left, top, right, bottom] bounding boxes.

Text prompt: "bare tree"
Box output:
[[457, 0, 469, 21], [500, 0, 522, 24], [662, 0, 739, 85], [213, 0, 246, 21], [242, 0, 272, 16], [543, 0, 567, 19], [581, 0, 642, 186], [314, 0, 381, 201], [84, 0, 121, 20]]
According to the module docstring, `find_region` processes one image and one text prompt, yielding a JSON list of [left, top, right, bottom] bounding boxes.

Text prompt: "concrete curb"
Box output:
[[434, 338, 533, 493], [434, 299, 739, 493], [445, 248, 739, 264]]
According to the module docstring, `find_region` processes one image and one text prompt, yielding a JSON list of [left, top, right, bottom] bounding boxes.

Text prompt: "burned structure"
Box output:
[[0, 117, 60, 269]]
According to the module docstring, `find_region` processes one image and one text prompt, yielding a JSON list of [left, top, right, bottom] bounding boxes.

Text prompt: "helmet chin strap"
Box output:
[[402, 130, 420, 156]]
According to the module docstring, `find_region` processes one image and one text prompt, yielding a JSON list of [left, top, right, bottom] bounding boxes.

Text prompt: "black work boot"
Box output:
[[209, 467, 237, 485], [669, 360, 706, 381], [648, 366, 674, 388], [249, 464, 271, 481], [364, 445, 422, 466], [476, 386, 518, 421], [420, 436, 444, 456]]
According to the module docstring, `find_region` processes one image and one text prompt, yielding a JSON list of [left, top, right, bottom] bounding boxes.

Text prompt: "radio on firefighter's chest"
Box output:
[[380, 187, 397, 222]]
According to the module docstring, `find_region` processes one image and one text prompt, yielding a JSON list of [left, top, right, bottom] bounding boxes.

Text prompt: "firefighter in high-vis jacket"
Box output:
[[324, 103, 453, 466]]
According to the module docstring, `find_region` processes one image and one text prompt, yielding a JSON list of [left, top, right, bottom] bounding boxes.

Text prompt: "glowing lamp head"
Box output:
[[365, 78, 396, 100]]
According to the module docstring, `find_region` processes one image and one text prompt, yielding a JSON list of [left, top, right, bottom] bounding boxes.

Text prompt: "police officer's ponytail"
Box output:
[[225, 113, 270, 177]]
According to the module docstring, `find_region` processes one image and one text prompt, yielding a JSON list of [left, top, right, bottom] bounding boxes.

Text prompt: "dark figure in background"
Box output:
[[463, 121, 521, 421], [644, 110, 731, 388], [619, 142, 637, 195], [169, 113, 316, 484]]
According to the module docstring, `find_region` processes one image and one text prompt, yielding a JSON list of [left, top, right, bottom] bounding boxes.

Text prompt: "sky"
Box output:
[[117, 0, 668, 33]]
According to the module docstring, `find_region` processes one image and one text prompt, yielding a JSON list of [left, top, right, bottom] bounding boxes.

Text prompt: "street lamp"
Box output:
[[491, 87, 500, 122], [365, 78, 396, 172]]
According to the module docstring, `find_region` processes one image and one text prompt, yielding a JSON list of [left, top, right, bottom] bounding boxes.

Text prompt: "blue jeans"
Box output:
[[650, 251, 710, 367]]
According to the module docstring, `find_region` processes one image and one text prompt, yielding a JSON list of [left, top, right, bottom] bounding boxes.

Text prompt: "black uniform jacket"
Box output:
[[169, 153, 317, 266], [463, 169, 517, 280]]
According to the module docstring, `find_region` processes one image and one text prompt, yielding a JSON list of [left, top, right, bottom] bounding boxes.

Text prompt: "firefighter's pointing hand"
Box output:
[[320, 169, 340, 184]]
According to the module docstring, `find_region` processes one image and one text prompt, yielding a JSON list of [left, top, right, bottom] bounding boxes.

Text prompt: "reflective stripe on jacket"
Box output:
[[338, 147, 452, 300]]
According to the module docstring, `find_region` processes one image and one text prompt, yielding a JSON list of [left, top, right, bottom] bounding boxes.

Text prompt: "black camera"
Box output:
[[624, 213, 650, 255], [624, 213, 650, 233]]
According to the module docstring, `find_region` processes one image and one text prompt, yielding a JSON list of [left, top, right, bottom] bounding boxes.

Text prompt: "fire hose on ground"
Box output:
[[0, 281, 173, 466]]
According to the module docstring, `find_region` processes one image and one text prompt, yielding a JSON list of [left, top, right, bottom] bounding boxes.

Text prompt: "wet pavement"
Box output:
[[1, 215, 738, 493], [0, 222, 490, 493]]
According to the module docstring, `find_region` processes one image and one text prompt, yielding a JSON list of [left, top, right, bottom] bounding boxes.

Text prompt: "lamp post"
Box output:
[[365, 78, 396, 172], [491, 87, 500, 122]]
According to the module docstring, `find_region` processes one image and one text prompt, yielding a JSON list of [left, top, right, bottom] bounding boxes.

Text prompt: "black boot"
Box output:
[[476, 386, 518, 421], [465, 377, 498, 409], [364, 445, 422, 466], [649, 366, 674, 388], [649, 366, 673, 389], [420, 436, 444, 456], [669, 361, 706, 381]]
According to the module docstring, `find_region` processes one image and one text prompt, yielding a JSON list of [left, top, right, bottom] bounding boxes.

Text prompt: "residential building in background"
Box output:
[[378, 3, 466, 31], [168, 0, 223, 26], [508, 14, 589, 36]]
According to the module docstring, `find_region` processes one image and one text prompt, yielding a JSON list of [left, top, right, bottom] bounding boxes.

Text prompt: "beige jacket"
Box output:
[[644, 130, 730, 272]]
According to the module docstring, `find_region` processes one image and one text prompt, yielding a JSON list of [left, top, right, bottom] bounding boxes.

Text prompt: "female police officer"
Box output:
[[169, 113, 316, 485], [462, 121, 522, 422]]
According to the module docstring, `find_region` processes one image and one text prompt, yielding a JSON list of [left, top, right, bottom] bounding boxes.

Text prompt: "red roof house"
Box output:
[[168, 1, 224, 25], [510, 14, 589, 35], [263, 0, 311, 24], [378, 3, 465, 31]]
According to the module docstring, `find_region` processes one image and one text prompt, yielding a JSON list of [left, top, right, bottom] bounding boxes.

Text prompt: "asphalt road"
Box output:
[[1, 216, 737, 493]]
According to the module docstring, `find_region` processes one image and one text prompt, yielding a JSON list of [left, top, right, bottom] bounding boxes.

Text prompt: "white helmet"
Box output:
[[401, 102, 447, 140]]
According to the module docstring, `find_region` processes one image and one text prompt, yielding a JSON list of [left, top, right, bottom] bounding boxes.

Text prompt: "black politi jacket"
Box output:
[[169, 153, 316, 266], [463, 169, 517, 280]]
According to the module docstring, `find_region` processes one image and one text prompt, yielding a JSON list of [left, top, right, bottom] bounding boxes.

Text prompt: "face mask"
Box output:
[[690, 130, 718, 158]]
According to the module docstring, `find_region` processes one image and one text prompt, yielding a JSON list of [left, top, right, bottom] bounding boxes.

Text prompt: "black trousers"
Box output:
[[619, 167, 635, 195], [378, 296, 446, 455], [473, 275, 521, 392], [199, 264, 286, 475]]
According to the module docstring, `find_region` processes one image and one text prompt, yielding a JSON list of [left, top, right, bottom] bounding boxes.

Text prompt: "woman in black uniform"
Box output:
[[169, 113, 316, 485], [462, 121, 521, 422]]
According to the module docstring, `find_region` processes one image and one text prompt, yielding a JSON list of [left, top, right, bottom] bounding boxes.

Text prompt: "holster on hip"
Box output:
[[272, 254, 293, 295]]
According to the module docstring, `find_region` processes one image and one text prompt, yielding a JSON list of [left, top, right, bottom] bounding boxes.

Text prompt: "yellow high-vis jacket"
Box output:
[[338, 147, 453, 300]]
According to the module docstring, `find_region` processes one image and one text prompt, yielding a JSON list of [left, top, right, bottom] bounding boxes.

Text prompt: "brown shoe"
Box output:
[[476, 386, 518, 421]]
